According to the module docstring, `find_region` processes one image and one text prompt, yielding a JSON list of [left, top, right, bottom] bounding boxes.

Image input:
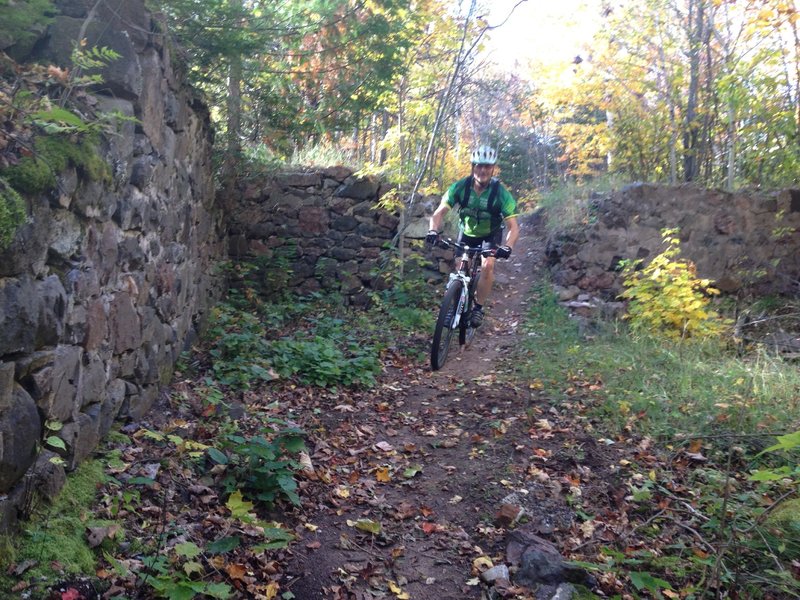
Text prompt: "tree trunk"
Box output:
[[726, 100, 736, 191], [683, 0, 703, 182]]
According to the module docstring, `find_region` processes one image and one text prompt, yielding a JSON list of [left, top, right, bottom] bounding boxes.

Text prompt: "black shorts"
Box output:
[[457, 228, 503, 250]]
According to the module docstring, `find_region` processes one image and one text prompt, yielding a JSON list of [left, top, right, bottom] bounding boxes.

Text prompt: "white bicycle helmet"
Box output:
[[470, 145, 497, 165]]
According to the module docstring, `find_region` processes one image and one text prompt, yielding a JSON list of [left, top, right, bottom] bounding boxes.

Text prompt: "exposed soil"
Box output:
[[278, 219, 623, 599], [21, 218, 636, 600]]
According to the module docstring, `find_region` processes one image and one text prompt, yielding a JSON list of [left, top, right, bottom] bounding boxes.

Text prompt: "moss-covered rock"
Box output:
[[766, 498, 800, 534], [0, 0, 55, 59], [1, 134, 110, 196], [0, 176, 26, 249], [763, 497, 800, 559], [0, 460, 110, 589]]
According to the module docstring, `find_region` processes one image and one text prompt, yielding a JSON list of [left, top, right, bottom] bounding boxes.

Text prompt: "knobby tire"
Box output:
[[431, 280, 463, 371], [460, 270, 480, 346]]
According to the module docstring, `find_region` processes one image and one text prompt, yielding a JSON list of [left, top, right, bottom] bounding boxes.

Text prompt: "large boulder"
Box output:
[[0, 385, 42, 492]]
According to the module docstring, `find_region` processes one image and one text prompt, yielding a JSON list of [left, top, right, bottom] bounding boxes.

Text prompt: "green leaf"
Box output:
[[629, 571, 672, 592], [207, 447, 229, 464], [403, 464, 423, 478], [174, 542, 202, 558], [208, 536, 241, 554], [349, 518, 381, 534], [281, 435, 306, 453], [183, 560, 204, 576], [143, 429, 165, 441], [128, 476, 156, 486], [203, 582, 233, 599], [103, 551, 130, 576], [750, 467, 791, 482], [45, 435, 66, 451], [262, 527, 294, 543], [30, 107, 85, 127], [164, 582, 196, 600], [226, 491, 255, 520], [759, 431, 800, 455]]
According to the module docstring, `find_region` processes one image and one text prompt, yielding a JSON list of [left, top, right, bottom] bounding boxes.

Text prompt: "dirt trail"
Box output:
[[282, 219, 595, 599]]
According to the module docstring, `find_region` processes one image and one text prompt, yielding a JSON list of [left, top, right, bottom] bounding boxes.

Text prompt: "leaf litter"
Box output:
[[13, 221, 789, 599]]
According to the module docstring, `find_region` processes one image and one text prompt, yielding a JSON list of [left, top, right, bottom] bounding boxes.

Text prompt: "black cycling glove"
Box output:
[[425, 230, 440, 246], [495, 245, 512, 259]]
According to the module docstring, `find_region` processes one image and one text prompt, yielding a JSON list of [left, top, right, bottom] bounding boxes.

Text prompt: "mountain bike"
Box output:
[[430, 238, 496, 371]]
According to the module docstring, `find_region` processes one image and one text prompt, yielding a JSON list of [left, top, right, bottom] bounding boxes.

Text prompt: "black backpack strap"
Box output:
[[487, 179, 500, 215], [457, 176, 472, 209]]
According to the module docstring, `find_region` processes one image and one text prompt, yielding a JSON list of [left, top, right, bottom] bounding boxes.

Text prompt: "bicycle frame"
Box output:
[[445, 243, 483, 328], [430, 238, 493, 370]]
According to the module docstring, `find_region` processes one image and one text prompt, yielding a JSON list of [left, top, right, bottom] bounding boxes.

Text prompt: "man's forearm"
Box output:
[[429, 204, 449, 231], [504, 218, 520, 249]]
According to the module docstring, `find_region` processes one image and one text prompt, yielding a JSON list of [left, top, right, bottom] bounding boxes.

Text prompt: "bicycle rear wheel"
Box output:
[[459, 271, 480, 346], [431, 281, 463, 371]]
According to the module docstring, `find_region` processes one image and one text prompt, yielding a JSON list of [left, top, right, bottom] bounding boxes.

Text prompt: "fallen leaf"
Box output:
[[347, 519, 382, 534], [421, 522, 445, 534], [61, 589, 81, 600], [472, 556, 493, 573], [298, 451, 314, 474], [580, 520, 596, 538], [11, 559, 38, 576], [306, 540, 321, 549], [226, 563, 248, 580], [402, 464, 422, 478], [448, 495, 463, 504], [264, 581, 280, 600], [11, 581, 29, 593], [375, 441, 394, 452], [394, 501, 416, 520], [376, 466, 391, 482], [388, 580, 410, 599], [47, 65, 69, 83], [86, 525, 120, 548], [685, 452, 707, 462]]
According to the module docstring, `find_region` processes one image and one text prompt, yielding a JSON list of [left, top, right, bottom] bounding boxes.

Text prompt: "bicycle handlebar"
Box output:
[[434, 237, 499, 258]]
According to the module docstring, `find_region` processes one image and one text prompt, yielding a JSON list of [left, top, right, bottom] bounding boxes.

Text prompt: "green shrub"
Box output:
[[266, 335, 381, 388], [206, 303, 276, 389], [209, 420, 306, 507]]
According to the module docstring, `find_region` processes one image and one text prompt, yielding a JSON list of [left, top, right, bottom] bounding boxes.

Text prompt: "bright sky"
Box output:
[[483, 0, 602, 71]]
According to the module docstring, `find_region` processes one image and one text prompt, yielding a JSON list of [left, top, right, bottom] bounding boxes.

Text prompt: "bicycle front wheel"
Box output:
[[431, 280, 463, 371], [459, 270, 480, 346]]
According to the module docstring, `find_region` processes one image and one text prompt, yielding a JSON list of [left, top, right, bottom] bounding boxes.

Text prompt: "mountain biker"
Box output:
[[426, 145, 519, 327]]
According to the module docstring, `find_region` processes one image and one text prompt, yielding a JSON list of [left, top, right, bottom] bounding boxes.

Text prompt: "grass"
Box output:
[[517, 281, 800, 597], [0, 460, 111, 591], [518, 282, 800, 440], [535, 174, 626, 235], [289, 142, 358, 169]]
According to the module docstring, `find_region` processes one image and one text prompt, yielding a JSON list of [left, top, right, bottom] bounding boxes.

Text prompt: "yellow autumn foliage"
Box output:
[[620, 228, 731, 341]]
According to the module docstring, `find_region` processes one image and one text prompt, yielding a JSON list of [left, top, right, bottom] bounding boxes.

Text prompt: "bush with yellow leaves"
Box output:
[[620, 228, 731, 340]]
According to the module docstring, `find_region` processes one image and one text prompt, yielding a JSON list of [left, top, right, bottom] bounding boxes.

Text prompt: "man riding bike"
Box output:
[[426, 145, 519, 327]]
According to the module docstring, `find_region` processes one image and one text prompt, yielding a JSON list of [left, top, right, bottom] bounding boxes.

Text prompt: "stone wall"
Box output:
[[547, 184, 800, 301], [228, 170, 400, 304], [0, 0, 225, 531]]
